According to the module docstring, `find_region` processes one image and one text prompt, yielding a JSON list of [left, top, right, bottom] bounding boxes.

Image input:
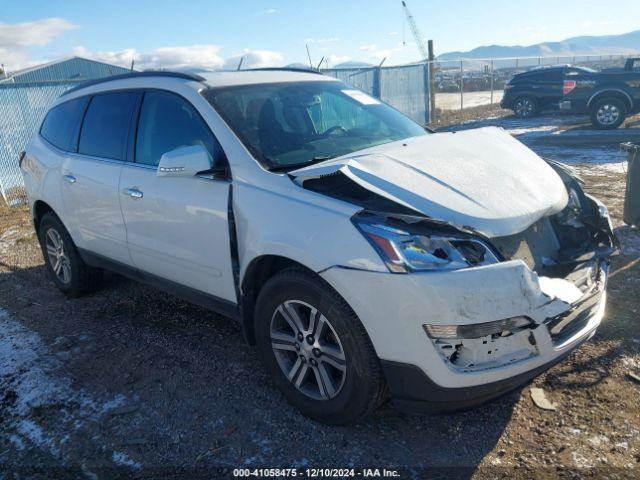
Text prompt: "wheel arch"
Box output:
[[32, 200, 58, 233], [239, 254, 321, 345], [587, 89, 633, 109]]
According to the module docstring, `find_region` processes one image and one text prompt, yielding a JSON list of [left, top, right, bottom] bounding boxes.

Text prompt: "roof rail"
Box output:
[[61, 71, 206, 96], [244, 67, 324, 75]]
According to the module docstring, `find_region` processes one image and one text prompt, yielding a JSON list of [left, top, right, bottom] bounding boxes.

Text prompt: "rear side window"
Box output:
[[40, 97, 88, 152], [135, 90, 223, 167], [543, 71, 563, 81], [79, 92, 138, 161]]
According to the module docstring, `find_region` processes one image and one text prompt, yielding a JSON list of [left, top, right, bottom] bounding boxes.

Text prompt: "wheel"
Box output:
[[591, 97, 627, 129], [38, 213, 101, 297], [512, 96, 538, 118], [254, 268, 386, 425]]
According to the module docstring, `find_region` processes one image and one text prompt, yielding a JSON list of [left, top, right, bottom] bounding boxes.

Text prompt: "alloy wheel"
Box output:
[[514, 98, 534, 117], [270, 300, 346, 401], [45, 228, 71, 284], [596, 103, 620, 126]]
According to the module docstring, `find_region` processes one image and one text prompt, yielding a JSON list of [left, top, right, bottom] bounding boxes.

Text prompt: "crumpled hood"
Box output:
[[290, 126, 568, 238]]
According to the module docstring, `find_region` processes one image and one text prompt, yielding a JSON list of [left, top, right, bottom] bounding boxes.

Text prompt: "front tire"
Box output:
[[512, 96, 538, 118], [591, 97, 627, 129], [254, 269, 386, 425], [38, 213, 101, 297]]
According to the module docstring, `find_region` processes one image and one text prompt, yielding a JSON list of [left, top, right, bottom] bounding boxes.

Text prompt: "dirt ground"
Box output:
[[1, 112, 640, 479]]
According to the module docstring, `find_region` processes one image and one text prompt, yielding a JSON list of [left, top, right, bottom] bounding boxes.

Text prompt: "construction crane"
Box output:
[[401, 1, 429, 61]]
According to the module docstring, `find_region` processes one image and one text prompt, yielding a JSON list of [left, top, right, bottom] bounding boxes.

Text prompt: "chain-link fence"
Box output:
[[322, 63, 430, 125], [323, 53, 637, 126], [0, 81, 83, 206]]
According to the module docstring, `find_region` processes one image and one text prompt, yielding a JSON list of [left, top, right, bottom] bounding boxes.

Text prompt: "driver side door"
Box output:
[[119, 90, 236, 304]]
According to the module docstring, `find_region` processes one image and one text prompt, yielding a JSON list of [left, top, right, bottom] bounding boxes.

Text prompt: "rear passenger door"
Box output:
[[119, 90, 236, 303], [61, 91, 140, 264]]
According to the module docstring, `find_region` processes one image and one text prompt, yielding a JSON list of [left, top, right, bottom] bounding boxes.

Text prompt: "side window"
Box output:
[[135, 91, 222, 167], [40, 97, 88, 152], [78, 92, 138, 161], [545, 71, 563, 81]]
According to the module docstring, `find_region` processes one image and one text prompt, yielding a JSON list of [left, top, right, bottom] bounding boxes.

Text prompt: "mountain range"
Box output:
[[437, 29, 640, 60]]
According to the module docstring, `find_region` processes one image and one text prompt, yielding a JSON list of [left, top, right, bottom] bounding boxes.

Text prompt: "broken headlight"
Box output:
[[423, 316, 533, 339], [354, 219, 499, 273]]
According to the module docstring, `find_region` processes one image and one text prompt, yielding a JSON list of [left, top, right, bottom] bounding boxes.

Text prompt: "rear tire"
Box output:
[[512, 96, 538, 118], [38, 213, 102, 297], [590, 97, 627, 129], [254, 268, 386, 425]]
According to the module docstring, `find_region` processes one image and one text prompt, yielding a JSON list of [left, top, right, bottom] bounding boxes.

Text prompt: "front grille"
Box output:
[[544, 291, 602, 345]]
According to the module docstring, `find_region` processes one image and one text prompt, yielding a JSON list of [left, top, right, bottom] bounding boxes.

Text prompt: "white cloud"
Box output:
[[259, 8, 276, 15], [71, 45, 285, 72], [359, 44, 377, 52], [358, 42, 403, 63], [0, 18, 76, 48], [305, 37, 340, 44], [2, 17, 284, 73], [323, 54, 350, 68], [73, 44, 227, 70], [388, 31, 399, 36], [0, 18, 76, 70], [224, 49, 284, 69]]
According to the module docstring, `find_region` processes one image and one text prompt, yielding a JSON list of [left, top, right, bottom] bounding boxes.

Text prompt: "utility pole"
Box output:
[[428, 40, 435, 124]]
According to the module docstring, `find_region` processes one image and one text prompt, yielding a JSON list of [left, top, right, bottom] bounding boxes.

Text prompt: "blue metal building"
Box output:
[[0, 57, 131, 205], [0, 56, 131, 84]]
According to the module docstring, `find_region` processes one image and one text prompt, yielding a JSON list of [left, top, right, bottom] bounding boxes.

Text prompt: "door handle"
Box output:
[[64, 174, 77, 184], [124, 187, 143, 199]]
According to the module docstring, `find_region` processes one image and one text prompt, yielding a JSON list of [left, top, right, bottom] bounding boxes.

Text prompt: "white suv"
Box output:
[[20, 70, 615, 424]]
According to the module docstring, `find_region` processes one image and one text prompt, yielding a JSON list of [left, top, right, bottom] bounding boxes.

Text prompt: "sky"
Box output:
[[2, 0, 640, 71]]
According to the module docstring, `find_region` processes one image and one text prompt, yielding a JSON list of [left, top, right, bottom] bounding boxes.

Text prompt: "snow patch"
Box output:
[[112, 451, 141, 470], [0, 308, 138, 470]]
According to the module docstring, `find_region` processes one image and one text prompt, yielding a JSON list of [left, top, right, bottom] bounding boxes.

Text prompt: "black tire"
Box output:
[[38, 213, 102, 297], [512, 96, 538, 118], [254, 268, 386, 425], [590, 97, 627, 130]]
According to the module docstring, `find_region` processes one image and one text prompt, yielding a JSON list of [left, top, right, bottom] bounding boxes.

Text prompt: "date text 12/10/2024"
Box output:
[[233, 468, 401, 478]]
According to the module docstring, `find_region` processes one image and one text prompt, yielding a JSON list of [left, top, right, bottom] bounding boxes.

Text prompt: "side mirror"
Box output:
[[157, 145, 212, 177]]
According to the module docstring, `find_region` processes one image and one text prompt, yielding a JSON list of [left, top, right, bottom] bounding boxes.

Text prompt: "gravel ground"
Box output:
[[1, 113, 640, 479]]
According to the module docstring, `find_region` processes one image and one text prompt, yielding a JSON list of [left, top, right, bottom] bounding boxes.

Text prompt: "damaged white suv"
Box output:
[[20, 70, 616, 424]]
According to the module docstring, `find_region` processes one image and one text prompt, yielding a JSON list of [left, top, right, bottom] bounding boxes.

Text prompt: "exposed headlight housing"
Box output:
[[423, 316, 533, 340], [353, 216, 499, 273]]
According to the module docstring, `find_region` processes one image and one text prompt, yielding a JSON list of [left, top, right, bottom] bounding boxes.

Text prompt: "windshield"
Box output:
[[203, 81, 428, 172]]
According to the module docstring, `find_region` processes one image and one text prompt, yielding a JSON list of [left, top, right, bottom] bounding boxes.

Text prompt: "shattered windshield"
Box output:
[[203, 81, 428, 172]]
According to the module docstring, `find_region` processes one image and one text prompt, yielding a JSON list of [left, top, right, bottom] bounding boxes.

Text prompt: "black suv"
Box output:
[[501, 66, 595, 118]]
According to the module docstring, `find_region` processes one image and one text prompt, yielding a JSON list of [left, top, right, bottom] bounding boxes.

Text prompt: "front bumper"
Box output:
[[320, 260, 608, 412]]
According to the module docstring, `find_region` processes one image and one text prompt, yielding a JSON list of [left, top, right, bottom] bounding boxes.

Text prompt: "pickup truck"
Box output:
[[560, 57, 640, 129]]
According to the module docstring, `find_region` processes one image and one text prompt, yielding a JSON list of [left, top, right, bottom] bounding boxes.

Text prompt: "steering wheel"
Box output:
[[322, 125, 348, 138]]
